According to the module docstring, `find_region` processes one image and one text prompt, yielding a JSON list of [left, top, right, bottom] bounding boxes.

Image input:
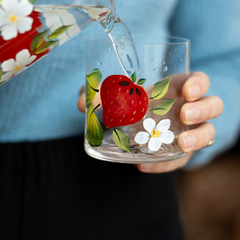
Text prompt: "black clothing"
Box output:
[[0, 135, 184, 240]]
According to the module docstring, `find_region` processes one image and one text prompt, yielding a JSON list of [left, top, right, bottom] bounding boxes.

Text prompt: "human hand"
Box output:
[[137, 72, 223, 173], [78, 72, 223, 173]]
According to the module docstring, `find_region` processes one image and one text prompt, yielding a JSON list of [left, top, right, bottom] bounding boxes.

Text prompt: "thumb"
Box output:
[[78, 85, 86, 113]]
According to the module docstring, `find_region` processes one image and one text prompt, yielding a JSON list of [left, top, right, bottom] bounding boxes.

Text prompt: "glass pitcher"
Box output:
[[0, 0, 116, 86]]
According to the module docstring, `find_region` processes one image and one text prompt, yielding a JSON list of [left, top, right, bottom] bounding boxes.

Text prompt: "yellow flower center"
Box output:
[[151, 129, 160, 138], [14, 65, 22, 72], [9, 15, 18, 23]]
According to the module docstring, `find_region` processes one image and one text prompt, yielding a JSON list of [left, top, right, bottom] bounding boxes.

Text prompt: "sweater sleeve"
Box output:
[[169, 0, 240, 169]]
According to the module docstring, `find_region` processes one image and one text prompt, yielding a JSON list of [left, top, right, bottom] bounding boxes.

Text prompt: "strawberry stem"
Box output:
[[137, 78, 146, 85], [131, 72, 136, 83]]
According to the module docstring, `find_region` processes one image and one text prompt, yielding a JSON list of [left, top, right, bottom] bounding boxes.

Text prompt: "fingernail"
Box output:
[[189, 85, 200, 98], [185, 107, 200, 122], [140, 164, 154, 170], [183, 134, 197, 149]]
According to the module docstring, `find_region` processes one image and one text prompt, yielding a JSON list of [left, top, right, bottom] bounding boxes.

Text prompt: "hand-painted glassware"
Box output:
[[85, 33, 190, 163], [0, 0, 116, 86]]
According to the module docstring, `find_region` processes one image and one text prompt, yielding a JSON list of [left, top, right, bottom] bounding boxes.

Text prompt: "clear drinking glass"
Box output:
[[85, 33, 190, 163]]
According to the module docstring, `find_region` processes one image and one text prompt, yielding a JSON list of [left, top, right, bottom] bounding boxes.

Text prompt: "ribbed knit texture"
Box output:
[[1, 0, 240, 168], [169, 0, 240, 168], [0, 0, 176, 141]]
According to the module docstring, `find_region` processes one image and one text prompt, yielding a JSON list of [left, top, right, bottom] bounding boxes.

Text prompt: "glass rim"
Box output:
[[86, 34, 190, 45]]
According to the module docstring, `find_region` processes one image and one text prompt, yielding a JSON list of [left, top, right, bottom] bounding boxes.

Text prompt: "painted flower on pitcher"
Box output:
[[81, 5, 111, 21], [35, 6, 80, 44], [134, 118, 174, 151], [0, 49, 36, 82], [0, 0, 33, 40]]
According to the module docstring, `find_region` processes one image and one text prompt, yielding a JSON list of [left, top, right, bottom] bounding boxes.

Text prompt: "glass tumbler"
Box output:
[[84, 34, 190, 163]]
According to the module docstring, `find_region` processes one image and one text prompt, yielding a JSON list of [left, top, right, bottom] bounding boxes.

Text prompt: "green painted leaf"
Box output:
[[0, 68, 3, 79], [113, 129, 134, 155], [0, 67, 4, 85], [149, 98, 176, 116], [35, 40, 58, 54], [131, 71, 136, 83], [86, 104, 103, 147], [150, 76, 171, 100], [86, 68, 102, 108], [48, 25, 73, 39], [137, 78, 146, 85], [28, 0, 36, 3], [31, 29, 50, 51]]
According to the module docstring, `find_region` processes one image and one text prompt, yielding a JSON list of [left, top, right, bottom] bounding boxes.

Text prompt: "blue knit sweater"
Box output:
[[0, 0, 240, 169]]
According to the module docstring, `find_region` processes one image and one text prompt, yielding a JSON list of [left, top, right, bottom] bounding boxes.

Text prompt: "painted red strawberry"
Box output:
[[100, 74, 149, 128]]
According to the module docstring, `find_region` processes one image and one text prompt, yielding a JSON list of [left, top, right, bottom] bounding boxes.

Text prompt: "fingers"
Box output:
[[181, 71, 224, 124], [182, 71, 210, 101], [78, 84, 102, 113], [178, 122, 215, 153], [181, 96, 224, 125], [78, 89, 86, 113], [137, 121, 216, 173], [136, 153, 192, 173], [137, 122, 215, 173]]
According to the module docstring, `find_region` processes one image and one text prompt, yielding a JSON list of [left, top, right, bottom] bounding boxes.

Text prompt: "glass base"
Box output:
[[84, 140, 186, 164]]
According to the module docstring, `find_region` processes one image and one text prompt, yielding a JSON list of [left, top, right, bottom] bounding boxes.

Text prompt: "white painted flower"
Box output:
[[134, 118, 174, 151], [80, 5, 111, 21], [35, 6, 80, 44], [0, 49, 36, 82], [0, 0, 33, 40]]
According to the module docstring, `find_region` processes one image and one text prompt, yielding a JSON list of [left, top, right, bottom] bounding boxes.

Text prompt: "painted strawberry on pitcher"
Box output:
[[100, 73, 149, 128]]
